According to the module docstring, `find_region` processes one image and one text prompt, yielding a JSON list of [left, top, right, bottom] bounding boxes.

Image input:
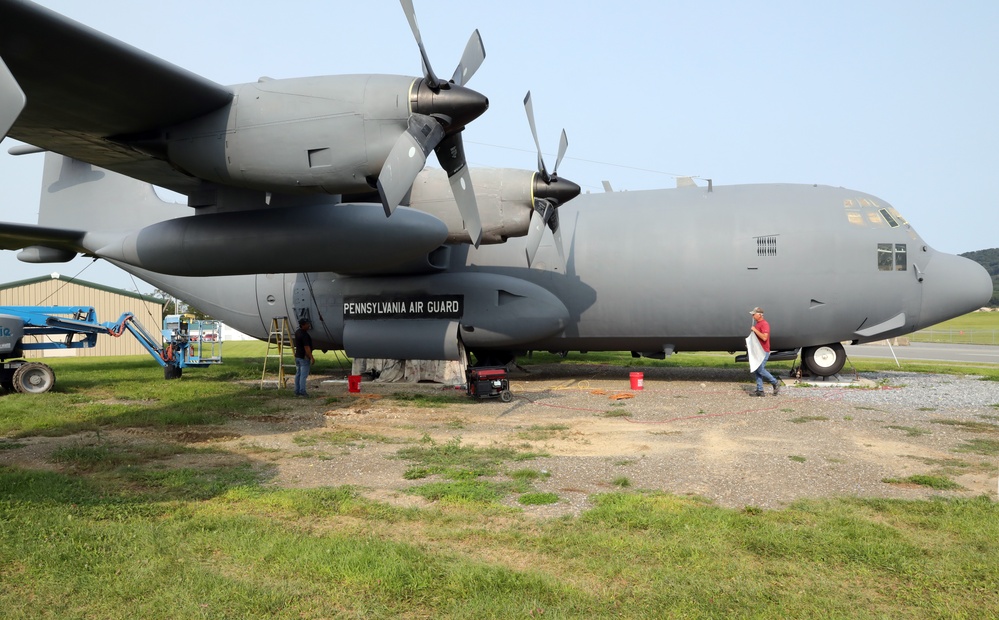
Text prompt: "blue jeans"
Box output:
[[294, 357, 310, 395], [755, 352, 778, 392]]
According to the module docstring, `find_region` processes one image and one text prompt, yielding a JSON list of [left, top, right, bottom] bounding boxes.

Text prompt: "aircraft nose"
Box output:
[[918, 252, 993, 328]]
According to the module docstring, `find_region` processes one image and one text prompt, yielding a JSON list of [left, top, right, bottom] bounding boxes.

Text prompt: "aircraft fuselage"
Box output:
[[130, 183, 992, 363]]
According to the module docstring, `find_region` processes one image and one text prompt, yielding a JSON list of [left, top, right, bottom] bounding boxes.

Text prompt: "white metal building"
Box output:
[[0, 274, 165, 358]]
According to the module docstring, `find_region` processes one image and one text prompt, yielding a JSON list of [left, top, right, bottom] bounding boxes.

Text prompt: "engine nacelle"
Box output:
[[162, 75, 416, 196], [407, 168, 536, 245]]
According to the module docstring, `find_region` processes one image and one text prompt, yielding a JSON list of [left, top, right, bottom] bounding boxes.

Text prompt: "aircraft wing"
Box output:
[[0, 0, 233, 194]]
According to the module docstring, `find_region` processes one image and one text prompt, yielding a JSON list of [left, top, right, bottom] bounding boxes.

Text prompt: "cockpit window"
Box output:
[[879, 208, 899, 227], [877, 243, 907, 271], [878, 244, 894, 270]]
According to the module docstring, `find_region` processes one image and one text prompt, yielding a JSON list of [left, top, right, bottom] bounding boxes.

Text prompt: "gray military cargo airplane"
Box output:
[[5, 150, 991, 378], [0, 1, 992, 378]]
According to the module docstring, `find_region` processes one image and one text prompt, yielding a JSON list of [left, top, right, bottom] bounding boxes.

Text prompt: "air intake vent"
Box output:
[[756, 235, 778, 257]]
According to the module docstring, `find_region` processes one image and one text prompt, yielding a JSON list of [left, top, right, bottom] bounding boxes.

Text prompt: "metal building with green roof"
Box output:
[[0, 274, 165, 358]]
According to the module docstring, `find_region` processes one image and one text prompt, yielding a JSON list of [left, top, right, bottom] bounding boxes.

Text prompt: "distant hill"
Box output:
[[961, 248, 999, 306]]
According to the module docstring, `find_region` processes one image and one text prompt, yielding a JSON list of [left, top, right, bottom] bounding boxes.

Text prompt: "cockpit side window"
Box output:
[[878, 244, 893, 271], [877, 243, 907, 271]]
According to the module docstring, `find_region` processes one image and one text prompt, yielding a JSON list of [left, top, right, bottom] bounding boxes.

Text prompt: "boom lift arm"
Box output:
[[0, 306, 220, 394]]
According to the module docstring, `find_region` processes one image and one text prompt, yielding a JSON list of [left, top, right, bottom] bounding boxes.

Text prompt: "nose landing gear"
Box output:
[[801, 343, 846, 377]]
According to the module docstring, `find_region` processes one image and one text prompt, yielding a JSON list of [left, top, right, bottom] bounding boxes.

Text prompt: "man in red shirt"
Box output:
[[750, 307, 781, 397]]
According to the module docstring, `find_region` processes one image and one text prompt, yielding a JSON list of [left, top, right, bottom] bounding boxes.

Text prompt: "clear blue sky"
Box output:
[[1, 0, 996, 293]]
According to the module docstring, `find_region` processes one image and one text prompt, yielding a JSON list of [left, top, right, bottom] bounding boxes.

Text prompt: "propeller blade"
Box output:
[[399, 0, 440, 88], [435, 132, 482, 247], [451, 29, 485, 86], [525, 199, 553, 267], [0, 57, 26, 140], [549, 209, 565, 266], [553, 129, 568, 177], [377, 114, 445, 216], [520, 90, 576, 265], [523, 91, 548, 181]]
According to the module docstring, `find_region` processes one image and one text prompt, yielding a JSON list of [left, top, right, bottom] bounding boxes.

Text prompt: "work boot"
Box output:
[[752, 390, 765, 397], [772, 382, 781, 396]]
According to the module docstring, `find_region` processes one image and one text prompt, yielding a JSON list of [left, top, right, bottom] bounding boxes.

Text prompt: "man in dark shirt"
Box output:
[[293, 318, 315, 397]]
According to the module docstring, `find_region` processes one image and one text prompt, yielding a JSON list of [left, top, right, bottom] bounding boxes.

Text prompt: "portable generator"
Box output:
[[465, 366, 512, 402]]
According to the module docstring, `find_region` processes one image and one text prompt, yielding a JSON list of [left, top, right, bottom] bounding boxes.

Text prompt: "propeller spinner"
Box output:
[[523, 91, 581, 267], [378, 0, 489, 247]]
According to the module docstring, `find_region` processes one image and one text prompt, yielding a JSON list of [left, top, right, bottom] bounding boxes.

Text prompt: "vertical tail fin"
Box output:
[[38, 152, 190, 232]]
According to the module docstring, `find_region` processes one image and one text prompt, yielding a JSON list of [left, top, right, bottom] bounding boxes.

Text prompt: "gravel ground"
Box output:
[[4, 365, 998, 516]]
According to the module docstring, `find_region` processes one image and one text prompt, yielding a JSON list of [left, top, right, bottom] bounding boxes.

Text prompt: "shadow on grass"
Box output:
[[0, 452, 275, 518]]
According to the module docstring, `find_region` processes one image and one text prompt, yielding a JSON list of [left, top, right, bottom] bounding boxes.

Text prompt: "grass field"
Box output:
[[1, 323, 998, 617], [909, 310, 999, 345]]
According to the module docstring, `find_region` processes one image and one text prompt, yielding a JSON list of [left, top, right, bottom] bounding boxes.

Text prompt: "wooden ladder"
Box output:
[[260, 317, 295, 389]]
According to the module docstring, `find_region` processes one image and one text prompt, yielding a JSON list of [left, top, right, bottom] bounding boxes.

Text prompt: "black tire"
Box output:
[[12, 362, 56, 394], [499, 390, 513, 403], [802, 343, 846, 377], [164, 365, 183, 380]]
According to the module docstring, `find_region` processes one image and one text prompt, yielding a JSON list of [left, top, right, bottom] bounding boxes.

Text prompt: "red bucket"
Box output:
[[630, 372, 644, 390], [348, 374, 361, 393]]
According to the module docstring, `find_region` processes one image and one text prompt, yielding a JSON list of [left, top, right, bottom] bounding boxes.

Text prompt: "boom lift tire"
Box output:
[[164, 365, 183, 380], [801, 343, 846, 377], [12, 362, 56, 394]]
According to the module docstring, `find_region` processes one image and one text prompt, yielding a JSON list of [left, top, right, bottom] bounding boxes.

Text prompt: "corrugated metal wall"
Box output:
[[0, 277, 164, 358]]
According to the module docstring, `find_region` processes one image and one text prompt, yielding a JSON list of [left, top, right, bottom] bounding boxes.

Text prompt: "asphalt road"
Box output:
[[847, 341, 999, 365]]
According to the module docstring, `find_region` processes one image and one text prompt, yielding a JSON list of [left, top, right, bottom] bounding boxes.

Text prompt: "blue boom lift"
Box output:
[[0, 305, 220, 394]]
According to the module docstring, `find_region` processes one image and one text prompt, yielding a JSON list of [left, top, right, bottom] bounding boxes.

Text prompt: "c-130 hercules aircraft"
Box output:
[[0, 0, 992, 378]]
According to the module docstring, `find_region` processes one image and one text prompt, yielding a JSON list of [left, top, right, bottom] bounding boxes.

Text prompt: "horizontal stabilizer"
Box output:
[[0, 221, 84, 252], [0, 220, 85, 264]]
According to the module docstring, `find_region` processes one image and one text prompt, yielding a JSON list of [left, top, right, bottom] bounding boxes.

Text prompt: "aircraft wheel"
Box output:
[[802, 343, 846, 377], [12, 362, 56, 394]]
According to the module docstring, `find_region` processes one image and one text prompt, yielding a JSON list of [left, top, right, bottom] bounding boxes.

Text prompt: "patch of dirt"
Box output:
[[2, 365, 997, 516]]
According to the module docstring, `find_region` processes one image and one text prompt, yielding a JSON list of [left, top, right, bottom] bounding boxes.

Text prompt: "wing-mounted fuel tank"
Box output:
[[90, 202, 448, 277], [285, 272, 570, 360]]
